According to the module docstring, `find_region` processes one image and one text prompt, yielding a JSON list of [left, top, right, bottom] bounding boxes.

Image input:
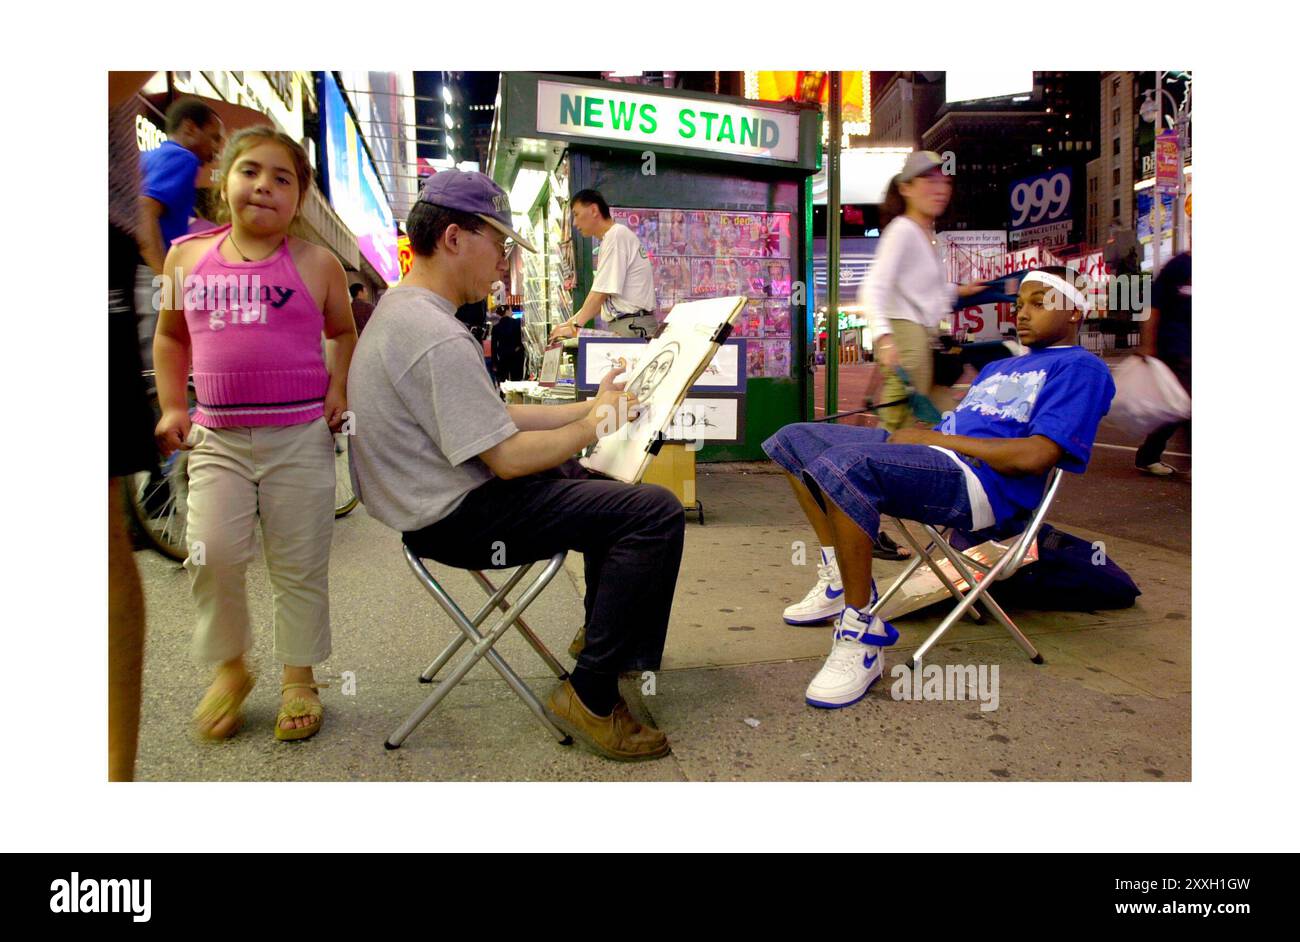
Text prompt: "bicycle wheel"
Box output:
[[334, 433, 359, 517], [125, 446, 190, 561], [126, 382, 194, 561]]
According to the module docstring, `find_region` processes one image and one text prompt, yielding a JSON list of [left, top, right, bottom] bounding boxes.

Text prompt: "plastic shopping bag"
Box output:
[[1108, 355, 1191, 437]]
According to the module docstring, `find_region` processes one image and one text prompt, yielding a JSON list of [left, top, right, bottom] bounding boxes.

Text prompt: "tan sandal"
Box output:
[[275, 681, 328, 742], [193, 671, 256, 740]]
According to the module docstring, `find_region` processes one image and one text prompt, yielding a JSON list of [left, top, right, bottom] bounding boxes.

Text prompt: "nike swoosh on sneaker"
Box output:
[[862, 653, 877, 669], [825, 586, 845, 599]]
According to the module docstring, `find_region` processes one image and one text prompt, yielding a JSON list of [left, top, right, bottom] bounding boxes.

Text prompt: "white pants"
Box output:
[[184, 418, 335, 667]]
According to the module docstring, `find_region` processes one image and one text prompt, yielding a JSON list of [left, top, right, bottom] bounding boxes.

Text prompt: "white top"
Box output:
[[592, 222, 656, 322], [927, 446, 995, 531], [858, 216, 958, 342]]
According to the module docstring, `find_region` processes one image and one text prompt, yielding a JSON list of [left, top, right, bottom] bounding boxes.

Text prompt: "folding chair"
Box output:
[[385, 546, 574, 750], [868, 467, 1065, 668]]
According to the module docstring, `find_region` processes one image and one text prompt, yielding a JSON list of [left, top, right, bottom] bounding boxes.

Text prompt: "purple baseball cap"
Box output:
[[417, 169, 537, 252]]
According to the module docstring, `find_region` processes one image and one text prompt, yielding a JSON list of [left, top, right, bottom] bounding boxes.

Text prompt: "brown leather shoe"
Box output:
[[546, 681, 671, 762]]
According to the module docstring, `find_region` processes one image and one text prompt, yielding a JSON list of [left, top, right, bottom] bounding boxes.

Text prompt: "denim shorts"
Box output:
[[762, 423, 974, 541]]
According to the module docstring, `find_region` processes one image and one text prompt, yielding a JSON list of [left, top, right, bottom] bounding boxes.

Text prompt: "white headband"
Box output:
[[1021, 271, 1091, 314]]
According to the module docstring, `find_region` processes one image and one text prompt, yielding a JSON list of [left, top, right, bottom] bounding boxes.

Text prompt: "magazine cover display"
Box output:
[[607, 208, 793, 378]]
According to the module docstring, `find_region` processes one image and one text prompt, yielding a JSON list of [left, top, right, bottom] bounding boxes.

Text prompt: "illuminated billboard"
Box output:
[[945, 70, 1035, 104], [745, 70, 869, 139], [319, 71, 400, 284]]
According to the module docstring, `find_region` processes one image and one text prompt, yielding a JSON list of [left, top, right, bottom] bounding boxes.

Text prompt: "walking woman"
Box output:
[[860, 151, 986, 432]]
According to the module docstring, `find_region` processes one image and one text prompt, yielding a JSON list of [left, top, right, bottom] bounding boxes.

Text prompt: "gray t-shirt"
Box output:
[[347, 286, 517, 532]]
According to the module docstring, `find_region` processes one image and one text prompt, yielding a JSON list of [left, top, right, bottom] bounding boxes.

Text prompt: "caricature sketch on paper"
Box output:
[[582, 296, 745, 483], [626, 343, 679, 402]]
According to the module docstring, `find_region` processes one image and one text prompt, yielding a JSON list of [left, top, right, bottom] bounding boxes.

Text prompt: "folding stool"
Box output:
[[385, 546, 574, 750], [868, 468, 1065, 668]]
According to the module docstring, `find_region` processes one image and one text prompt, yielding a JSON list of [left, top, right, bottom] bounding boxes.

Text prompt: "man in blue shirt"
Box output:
[[763, 266, 1116, 709], [138, 97, 224, 272]]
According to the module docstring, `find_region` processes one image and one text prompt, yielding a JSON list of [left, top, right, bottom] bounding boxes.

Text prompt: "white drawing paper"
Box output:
[[692, 342, 741, 388], [581, 296, 745, 483], [581, 341, 647, 388], [664, 397, 740, 442]]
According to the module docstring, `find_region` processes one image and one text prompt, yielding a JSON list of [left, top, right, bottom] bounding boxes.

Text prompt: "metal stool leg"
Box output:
[[891, 521, 984, 623], [910, 540, 1042, 666], [923, 524, 994, 621], [470, 570, 568, 680], [413, 563, 570, 742], [416, 562, 531, 682], [868, 542, 930, 617], [387, 553, 569, 749]]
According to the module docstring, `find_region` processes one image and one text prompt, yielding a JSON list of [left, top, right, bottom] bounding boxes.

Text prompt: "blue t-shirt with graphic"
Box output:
[[140, 141, 202, 250], [939, 345, 1115, 522]]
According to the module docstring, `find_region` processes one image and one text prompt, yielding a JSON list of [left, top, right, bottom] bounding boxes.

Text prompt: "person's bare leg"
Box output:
[[108, 478, 145, 782], [826, 499, 875, 611], [783, 472, 834, 546]]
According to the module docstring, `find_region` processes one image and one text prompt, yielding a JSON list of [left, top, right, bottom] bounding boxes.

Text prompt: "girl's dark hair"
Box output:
[[880, 176, 905, 229]]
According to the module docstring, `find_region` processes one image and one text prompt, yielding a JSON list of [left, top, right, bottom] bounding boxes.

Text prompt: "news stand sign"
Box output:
[[1008, 167, 1073, 249]]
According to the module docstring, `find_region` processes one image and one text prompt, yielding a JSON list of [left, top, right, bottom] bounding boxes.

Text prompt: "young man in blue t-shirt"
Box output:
[[138, 97, 225, 273], [763, 266, 1116, 709]]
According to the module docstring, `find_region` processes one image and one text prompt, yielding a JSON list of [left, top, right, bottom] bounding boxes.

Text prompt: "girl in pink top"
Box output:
[[154, 127, 357, 742]]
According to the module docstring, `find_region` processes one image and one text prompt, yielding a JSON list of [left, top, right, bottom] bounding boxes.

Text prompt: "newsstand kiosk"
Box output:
[[489, 72, 822, 464]]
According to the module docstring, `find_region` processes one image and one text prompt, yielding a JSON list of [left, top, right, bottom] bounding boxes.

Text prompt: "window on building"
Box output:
[[1113, 137, 1120, 156], [1113, 107, 1120, 127], [1113, 168, 1120, 186], [1112, 77, 1120, 97], [1113, 197, 1121, 219]]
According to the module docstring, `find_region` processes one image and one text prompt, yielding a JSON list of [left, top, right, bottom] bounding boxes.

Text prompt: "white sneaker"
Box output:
[[1138, 461, 1177, 476], [805, 611, 898, 709], [783, 562, 846, 625]]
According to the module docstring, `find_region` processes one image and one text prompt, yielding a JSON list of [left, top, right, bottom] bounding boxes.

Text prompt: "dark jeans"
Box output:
[[109, 224, 156, 478], [403, 460, 685, 675], [763, 424, 977, 541], [1137, 420, 1191, 467]]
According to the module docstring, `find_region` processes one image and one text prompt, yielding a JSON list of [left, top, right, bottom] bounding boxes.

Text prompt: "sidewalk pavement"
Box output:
[[133, 465, 1190, 782]]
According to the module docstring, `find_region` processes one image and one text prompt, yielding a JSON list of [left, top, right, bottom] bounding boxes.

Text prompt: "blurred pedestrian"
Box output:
[[350, 283, 375, 335], [138, 97, 225, 272], [1135, 251, 1191, 475], [108, 71, 160, 782], [153, 127, 357, 742], [858, 151, 989, 560], [860, 151, 987, 433], [491, 309, 526, 382]]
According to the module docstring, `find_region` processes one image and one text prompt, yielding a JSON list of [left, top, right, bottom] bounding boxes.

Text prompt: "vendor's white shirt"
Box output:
[[858, 216, 959, 342], [592, 223, 656, 322]]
